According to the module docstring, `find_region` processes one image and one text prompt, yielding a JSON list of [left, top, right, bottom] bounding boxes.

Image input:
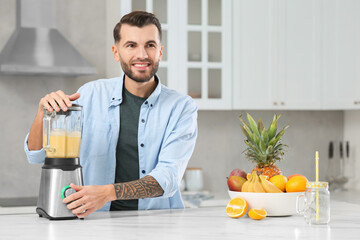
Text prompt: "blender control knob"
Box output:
[[61, 185, 76, 200]]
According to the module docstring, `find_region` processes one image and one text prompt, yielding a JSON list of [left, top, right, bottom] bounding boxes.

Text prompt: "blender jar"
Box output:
[[43, 104, 82, 158]]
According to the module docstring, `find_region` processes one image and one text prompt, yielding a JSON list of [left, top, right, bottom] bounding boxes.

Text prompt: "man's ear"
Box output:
[[159, 45, 163, 61], [112, 44, 120, 62]]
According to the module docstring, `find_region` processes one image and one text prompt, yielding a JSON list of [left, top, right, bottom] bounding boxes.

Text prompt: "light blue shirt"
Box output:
[[24, 75, 198, 211]]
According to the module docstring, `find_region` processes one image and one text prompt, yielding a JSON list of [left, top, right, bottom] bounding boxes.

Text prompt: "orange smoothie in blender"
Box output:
[[43, 130, 81, 158], [66, 131, 81, 158]]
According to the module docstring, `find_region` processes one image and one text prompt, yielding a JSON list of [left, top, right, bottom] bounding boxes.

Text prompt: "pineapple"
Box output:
[[239, 113, 289, 179]]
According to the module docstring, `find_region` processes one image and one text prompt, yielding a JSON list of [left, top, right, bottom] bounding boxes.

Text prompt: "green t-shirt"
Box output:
[[110, 87, 146, 210]]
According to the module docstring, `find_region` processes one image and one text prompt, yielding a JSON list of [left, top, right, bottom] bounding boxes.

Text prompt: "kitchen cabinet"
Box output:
[[118, 0, 233, 110], [232, 0, 322, 110], [176, 0, 233, 110], [113, 0, 359, 110], [322, 0, 360, 110]]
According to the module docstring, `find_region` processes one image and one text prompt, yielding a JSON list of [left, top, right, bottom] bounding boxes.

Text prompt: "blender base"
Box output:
[[37, 158, 83, 221], [36, 207, 78, 220]]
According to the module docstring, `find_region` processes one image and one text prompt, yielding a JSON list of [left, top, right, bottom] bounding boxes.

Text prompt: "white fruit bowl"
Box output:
[[228, 190, 305, 216]]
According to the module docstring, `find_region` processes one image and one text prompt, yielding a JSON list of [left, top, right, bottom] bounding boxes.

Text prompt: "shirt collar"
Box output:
[[109, 74, 162, 108]]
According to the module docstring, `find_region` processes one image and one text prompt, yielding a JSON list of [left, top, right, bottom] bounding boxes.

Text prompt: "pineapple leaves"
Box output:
[[239, 113, 288, 166], [247, 113, 261, 137], [240, 126, 250, 140], [242, 125, 254, 141], [258, 118, 264, 132], [266, 145, 273, 155], [238, 115, 250, 130], [244, 140, 261, 154], [261, 128, 269, 143], [267, 114, 279, 140], [274, 125, 289, 143], [259, 138, 267, 153]]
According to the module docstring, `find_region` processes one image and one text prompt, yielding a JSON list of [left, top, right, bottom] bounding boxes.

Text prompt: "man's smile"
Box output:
[[131, 61, 151, 71]]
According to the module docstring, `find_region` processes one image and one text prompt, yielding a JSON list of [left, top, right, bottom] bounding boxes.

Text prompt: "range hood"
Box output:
[[0, 0, 96, 77]]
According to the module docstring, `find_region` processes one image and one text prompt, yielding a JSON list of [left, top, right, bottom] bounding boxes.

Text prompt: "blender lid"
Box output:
[[67, 103, 82, 111], [43, 103, 82, 115]]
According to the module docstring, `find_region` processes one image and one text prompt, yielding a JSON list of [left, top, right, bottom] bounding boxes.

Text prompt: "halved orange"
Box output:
[[248, 208, 267, 220], [226, 197, 248, 218]]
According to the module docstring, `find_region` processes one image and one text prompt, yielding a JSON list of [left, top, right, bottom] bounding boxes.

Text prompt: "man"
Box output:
[[24, 11, 198, 218]]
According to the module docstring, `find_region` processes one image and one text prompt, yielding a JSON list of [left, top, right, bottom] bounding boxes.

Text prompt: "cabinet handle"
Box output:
[[273, 102, 278, 106], [355, 101, 359, 105], [281, 101, 285, 106]]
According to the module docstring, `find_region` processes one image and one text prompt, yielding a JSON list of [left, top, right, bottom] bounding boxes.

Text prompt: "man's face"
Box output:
[[113, 24, 163, 83]]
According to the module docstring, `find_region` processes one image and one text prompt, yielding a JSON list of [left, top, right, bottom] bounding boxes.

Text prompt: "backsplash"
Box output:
[[189, 110, 344, 194]]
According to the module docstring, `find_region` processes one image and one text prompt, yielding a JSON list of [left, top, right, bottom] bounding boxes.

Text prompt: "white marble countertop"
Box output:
[[0, 199, 360, 240]]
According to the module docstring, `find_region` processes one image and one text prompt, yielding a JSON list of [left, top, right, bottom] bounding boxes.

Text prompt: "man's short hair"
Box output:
[[113, 11, 162, 43]]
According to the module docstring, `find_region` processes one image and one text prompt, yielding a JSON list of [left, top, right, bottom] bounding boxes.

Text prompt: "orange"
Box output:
[[269, 175, 288, 192], [248, 208, 267, 220], [288, 174, 306, 180], [286, 175, 308, 192], [226, 197, 248, 218]]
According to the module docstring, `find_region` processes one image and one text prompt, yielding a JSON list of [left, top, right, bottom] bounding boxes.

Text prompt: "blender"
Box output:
[[36, 104, 83, 220]]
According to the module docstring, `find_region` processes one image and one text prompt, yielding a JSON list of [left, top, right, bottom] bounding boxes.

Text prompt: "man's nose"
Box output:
[[135, 46, 148, 59]]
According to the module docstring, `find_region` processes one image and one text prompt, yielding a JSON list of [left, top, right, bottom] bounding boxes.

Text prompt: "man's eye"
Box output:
[[147, 44, 155, 48], [127, 44, 134, 48]]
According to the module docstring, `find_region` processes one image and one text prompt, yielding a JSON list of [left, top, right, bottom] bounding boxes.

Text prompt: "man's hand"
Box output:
[[27, 90, 80, 151], [40, 90, 80, 112], [63, 183, 115, 218]]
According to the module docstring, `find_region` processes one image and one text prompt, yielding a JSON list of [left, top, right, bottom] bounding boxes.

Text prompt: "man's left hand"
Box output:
[[63, 183, 115, 218]]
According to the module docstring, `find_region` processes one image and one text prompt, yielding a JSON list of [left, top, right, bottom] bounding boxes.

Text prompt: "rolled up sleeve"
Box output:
[[149, 98, 198, 198], [24, 133, 46, 164]]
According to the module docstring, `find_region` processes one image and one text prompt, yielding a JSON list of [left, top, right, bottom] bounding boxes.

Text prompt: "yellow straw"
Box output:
[[316, 151, 319, 223]]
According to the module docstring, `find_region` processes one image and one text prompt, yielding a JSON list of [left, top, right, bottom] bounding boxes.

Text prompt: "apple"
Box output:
[[229, 168, 247, 179], [288, 174, 307, 181], [227, 176, 247, 191]]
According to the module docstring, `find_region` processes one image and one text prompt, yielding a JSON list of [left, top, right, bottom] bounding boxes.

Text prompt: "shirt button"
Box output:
[[140, 143, 144, 147], [112, 98, 115, 100], [150, 104, 153, 107], [145, 101, 148, 104], [142, 170, 146, 174], [141, 119, 145, 123]]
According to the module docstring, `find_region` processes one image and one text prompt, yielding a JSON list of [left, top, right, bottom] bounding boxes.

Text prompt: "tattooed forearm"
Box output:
[[113, 175, 164, 200]]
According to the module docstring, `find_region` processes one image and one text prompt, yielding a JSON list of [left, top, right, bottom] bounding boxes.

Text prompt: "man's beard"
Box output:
[[121, 58, 159, 83]]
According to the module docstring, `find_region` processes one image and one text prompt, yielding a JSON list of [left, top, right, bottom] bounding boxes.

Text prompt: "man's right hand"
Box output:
[[40, 90, 80, 112], [28, 90, 80, 151]]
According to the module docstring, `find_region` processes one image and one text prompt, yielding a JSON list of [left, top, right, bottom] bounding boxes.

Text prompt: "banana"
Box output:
[[241, 179, 249, 192], [247, 171, 257, 192], [253, 174, 266, 193], [241, 173, 252, 192], [259, 175, 283, 193]]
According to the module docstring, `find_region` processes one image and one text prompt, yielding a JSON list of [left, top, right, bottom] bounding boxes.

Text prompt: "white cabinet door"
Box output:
[[232, 0, 274, 110], [323, 0, 360, 110], [177, 0, 233, 110], [278, 0, 322, 109], [233, 0, 322, 110]]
